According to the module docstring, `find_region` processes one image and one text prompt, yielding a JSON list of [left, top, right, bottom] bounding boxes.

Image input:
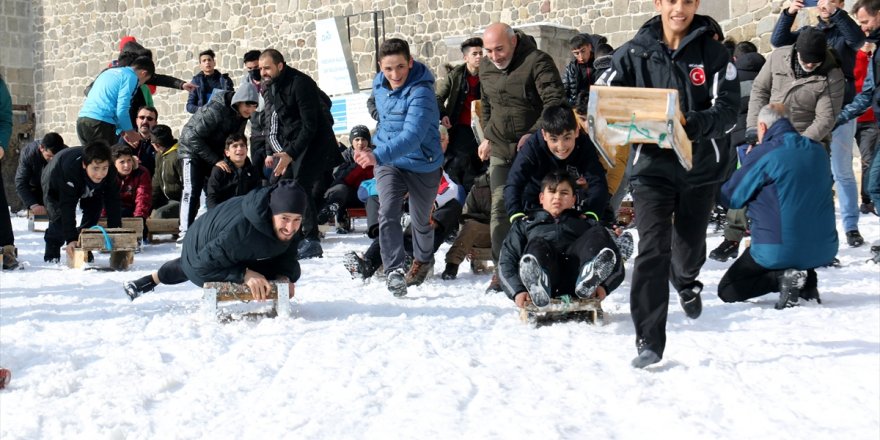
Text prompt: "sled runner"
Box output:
[[203, 281, 292, 320], [585, 86, 692, 170], [520, 295, 604, 326], [69, 227, 138, 270]]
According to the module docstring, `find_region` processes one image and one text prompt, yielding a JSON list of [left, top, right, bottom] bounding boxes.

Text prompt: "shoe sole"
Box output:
[[776, 269, 806, 310], [123, 282, 140, 301], [519, 255, 550, 307], [342, 252, 361, 278], [574, 248, 617, 299], [388, 273, 408, 297]]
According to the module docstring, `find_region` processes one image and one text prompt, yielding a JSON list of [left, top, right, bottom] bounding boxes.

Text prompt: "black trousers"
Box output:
[[0, 168, 14, 247], [157, 257, 292, 287], [718, 247, 818, 302], [629, 181, 717, 357], [444, 125, 483, 192], [524, 225, 624, 297], [44, 196, 103, 259]]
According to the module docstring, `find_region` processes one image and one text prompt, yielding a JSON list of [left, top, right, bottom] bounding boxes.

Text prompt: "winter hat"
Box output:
[[349, 125, 371, 143], [119, 36, 137, 52], [150, 125, 177, 149], [796, 28, 827, 64], [269, 180, 308, 215], [231, 83, 260, 107]]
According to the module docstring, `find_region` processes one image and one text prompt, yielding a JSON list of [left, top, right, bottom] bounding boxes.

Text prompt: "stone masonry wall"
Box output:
[[26, 0, 795, 143], [1, 0, 35, 107]]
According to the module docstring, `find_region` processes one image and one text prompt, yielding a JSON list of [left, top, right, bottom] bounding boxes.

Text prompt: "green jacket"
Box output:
[[152, 143, 183, 208], [479, 30, 564, 163], [436, 63, 476, 123]]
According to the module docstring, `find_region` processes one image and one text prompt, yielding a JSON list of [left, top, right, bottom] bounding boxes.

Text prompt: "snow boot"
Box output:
[[343, 251, 376, 280], [519, 254, 551, 307], [441, 263, 459, 280], [316, 202, 339, 225], [678, 282, 703, 319], [1, 245, 19, 270], [631, 349, 662, 369], [776, 269, 806, 310], [404, 260, 434, 286], [574, 248, 616, 299], [846, 230, 865, 247], [387, 268, 407, 297], [123, 275, 157, 301], [709, 239, 739, 262], [297, 238, 323, 260]]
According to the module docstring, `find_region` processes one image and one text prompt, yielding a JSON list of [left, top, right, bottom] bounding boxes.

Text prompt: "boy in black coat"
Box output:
[[499, 171, 625, 309], [15, 132, 67, 216], [124, 180, 306, 301], [206, 134, 261, 209], [41, 142, 121, 263], [505, 103, 608, 223]]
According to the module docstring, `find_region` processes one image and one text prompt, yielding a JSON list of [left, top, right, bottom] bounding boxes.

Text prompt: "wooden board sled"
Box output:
[[585, 86, 692, 171], [520, 296, 605, 326], [203, 281, 292, 320], [69, 227, 138, 270], [145, 218, 180, 242]]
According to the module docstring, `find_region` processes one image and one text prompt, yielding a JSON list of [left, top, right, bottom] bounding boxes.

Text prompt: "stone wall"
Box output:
[[26, 0, 792, 143], [1, 0, 35, 107]]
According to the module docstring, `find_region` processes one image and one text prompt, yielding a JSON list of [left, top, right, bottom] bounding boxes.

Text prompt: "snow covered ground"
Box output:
[[1, 212, 878, 439]]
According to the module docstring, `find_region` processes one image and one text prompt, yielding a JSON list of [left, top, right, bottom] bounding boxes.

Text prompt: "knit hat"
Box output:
[[150, 125, 176, 149], [269, 180, 308, 215], [796, 28, 827, 64], [349, 125, 371, 143]]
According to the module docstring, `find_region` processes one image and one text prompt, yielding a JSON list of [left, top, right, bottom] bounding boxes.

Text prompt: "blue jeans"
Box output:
[[870, 137, 880, 208], [830, 119, 859, 232]]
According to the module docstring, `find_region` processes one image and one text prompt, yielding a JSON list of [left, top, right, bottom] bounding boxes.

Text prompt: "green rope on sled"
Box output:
[[608, 113, 667, 145]]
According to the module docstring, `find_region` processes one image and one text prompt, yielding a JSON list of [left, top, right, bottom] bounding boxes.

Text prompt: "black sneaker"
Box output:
[[574, 248, 616, 299], [846, 230, 865, 247], [342, 251, 375, 280], [123, 275, 157, 301], [519, 254, 551, 307], [297, 239, 323, 260], [631, 348, 662, 369], [614, 231, 634, 261], [709, 239, 739, 262], [316, 202, 339, 225], [441, 263, 459, 280], [678, 282, 703, 319], [776, 269, 806, 310], [860, 202, 875, 214], [387, 268, 407, 297]]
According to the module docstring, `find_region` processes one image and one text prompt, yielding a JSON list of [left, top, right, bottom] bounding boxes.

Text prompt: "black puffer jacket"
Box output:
[[504, 131, 608, 219], [605, 15, 739, 187], [730, 52, 766, 147], [205, 157, 262, 209], [181, 185, 300, 287], [562, 59, 594, 105], [179, 91, 248, 166], [15, 140, 52, 207]]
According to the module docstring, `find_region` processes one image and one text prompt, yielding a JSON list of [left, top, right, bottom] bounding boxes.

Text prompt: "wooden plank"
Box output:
[[68, 248, 88, 269], [145, 217, 179, 233], [98, 217, 144, 237], [204, 281, 282, 302], [78, 228, 138, 251], [519, 296, 604, 325]]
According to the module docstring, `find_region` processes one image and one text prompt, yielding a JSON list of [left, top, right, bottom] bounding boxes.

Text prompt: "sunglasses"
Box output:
[[137, 116, 156, 122]]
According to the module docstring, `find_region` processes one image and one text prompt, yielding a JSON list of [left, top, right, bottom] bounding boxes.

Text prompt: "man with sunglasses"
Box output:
[[121, 106, 159, 175]]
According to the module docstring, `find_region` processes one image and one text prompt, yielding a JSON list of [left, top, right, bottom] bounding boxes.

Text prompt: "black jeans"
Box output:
[[718, 247, 817, 302], [0, 168, 13, 247]]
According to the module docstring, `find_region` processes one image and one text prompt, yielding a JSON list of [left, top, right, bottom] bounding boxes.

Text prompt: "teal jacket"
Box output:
[[78, 67, 139, 132], [0, 77, 12, 150]]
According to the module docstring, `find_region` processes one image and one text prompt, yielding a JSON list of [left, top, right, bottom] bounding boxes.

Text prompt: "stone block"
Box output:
[[756, 15, 778, 36]]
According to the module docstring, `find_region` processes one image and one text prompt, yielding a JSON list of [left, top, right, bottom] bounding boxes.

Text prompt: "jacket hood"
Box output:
[[593, 54, 613, 70], [735, 52, 766, 72], [507, 29, 539, 71], [240, 186, 276, 238], [231, 83, 260, 107]]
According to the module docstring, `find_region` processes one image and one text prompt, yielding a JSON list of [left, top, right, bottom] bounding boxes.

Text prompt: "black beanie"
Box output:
[[349, 125, 371, 143], [796, 28, 827, 64], [150, 125, 177, 149], [269, 179, 308, 215]]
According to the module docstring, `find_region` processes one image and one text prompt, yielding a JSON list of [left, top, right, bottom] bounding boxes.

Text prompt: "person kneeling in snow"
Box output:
[[717, 103, 838, 308], [123, 180, 306, 301], [499, 170, 626, 308]]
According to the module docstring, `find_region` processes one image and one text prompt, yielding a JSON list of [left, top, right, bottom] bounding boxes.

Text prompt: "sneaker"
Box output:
[[678, 282, 703, 319], [387, 268, 407, 297], [405, 260, 434, 286], [776, 269, 806, 310], [860, 202, 875, 214], [519, 254, 551, 307], [441, 263, 459, 280], [846, 230, 865, 247], [574, 248, 617, 299], [123, 275, 157, 301], [342, 251, 376, 280], [1, 245, 19, 270], [631, 349, 662, 369], [334, 209, 351, 234], [485, 272, 503, 293], [297, 239, 323, 260], [317, 202, 339, 225], [709, 239, 740, 262], [871, 244, 880, 264], [614, 231, 634, 261]]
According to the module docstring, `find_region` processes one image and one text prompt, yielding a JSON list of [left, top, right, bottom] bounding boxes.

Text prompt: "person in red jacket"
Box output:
[[111, 144, 152, 225], [315, 125, 375, 232], [855, 40, 879, 213]]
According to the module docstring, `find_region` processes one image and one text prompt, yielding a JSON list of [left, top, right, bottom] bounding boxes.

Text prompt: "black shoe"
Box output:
[[297, 239, 323, 260], [799, 285, 822, 304], [316, 202, 339, 225], [631, 349, 662, 369], [871, 245, 880, 264], [86, 251, 94, 263], [613, 231, 634, 261], [678, 282, 703, 319], [387, 268, 407, 297], [709, 239, 739, 262], [123, 275, 156, 301], [441, 263, 459, 280], [846, 230, 864, 247], [776, 269, 806, 310], [574, 248, 616, 299], [334, 209, 351, 234], [519, 254, 550, 307], [860, 202, 875, 214], [342, 251, 375, 280]]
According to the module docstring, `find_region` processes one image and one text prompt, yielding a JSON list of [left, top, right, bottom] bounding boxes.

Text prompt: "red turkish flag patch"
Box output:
[[689, 67, 706, 86]]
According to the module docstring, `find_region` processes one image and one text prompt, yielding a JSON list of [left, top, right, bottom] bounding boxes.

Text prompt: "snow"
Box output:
[[1, 213, 878, 439]]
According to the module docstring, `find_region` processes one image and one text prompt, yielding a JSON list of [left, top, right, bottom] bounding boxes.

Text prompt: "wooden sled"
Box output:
[[145, 217, 180, 242], [98, 217, 144, 238], [69, 227, 137, 270], [27, 210, 49, 232], [586, 86, 692, 170], [203, 281, 292, 320], [520, 296, 604, 327]]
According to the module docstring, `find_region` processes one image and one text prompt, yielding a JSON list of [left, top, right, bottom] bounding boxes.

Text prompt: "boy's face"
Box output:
[[199, 55, 216, 75], [272, 212, 302, 242], [542, 129, 578, 160], [237, 102, 259, 119], [571, 44, 592, 64], [463, 46, 483, 71], [539, 181, 576, 217], [84, 160, 110, 183], [654, 0, 699, 37], [38, 146, 55, 162], [379, 54, 413, 90], [114, 155, 134, 176], [352, 137, 371, 152], [225, 141, 248, 166]]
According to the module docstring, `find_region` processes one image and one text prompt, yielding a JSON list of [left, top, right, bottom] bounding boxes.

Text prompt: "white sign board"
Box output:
[[316, 17, 359, 96], [330, 91, 376, 135]]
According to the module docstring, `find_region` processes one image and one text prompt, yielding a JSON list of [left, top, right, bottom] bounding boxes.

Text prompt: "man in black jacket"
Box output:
[[41, 142, 122, 263], [15, 132, 67, 216], [259, 49, 342, 259], [124, 180, 305, 301], [178, 85, 259, 237], [601, 1, 739, 368]]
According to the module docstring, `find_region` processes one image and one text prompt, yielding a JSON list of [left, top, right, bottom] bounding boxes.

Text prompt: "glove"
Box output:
[[684, 111, 702, 140], [744, 127, 758, 145]]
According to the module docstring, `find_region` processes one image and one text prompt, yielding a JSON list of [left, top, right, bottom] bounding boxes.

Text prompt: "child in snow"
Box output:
[[110, 144, 152, 222], [205, 134, 261, 209], [316, 125, 375, 232]]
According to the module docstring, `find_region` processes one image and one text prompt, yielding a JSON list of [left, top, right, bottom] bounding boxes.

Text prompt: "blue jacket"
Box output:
[[78, 67, 140, 132], [371, 61, 443, 173], [721, 118, 838, 270], [0, 77, 11, 150], [186, 70, 234, 114]]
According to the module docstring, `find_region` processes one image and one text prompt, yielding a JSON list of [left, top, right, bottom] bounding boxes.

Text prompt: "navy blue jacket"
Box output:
[[186, 70, 234, 114], [15, 141, 53, 207], [504, 130, 608, 220], [721, 119, 837, 270]]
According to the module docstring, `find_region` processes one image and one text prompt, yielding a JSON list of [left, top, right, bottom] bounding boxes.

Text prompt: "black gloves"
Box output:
[[744, 127, 758, 145]]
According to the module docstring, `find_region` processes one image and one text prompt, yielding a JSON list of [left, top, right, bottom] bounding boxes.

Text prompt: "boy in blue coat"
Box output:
[[718, 104, 838, 308], [77, 57, 154, 147]]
